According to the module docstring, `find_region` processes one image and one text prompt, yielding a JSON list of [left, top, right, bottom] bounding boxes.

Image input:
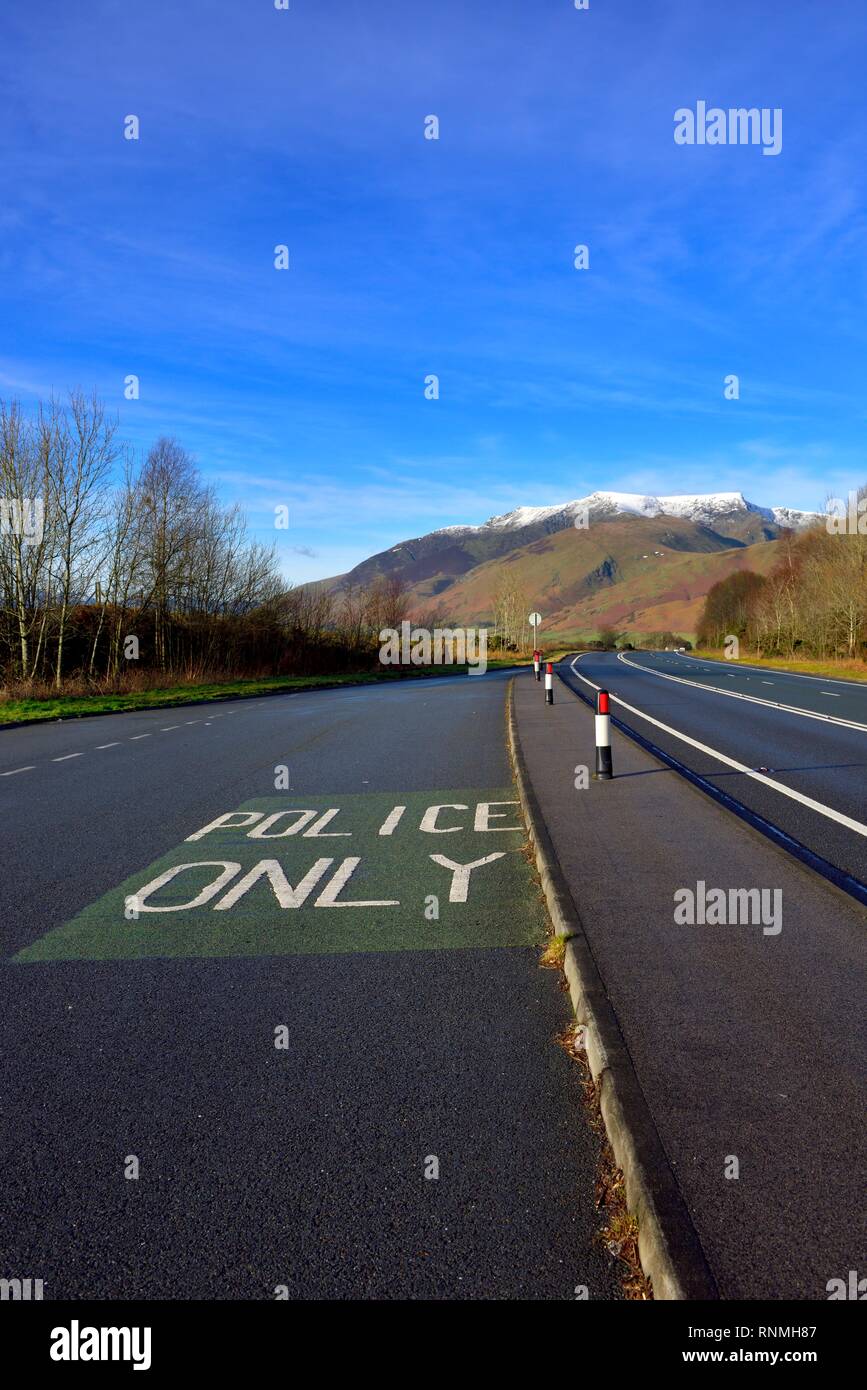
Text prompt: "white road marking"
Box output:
[[1, 765, 34, 776], [161, 725, 181, 730], [820, 691, 840, 698], [52, 753, 83, 762], [185, 720, 200, 725], [378, 806, 406, 836], [615, 651, 867, 733], [762, 681, 774, 686], [681, 650, 867, 691], [130, 734, 151, 741], [96, 742, 121, 749], [570, 655, 867, 839]]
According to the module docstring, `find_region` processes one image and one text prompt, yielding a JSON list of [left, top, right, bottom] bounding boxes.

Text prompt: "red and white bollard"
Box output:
[[594, 689, 613, 779], [533, 648, 541, 681], [545, 662, 554, 705]]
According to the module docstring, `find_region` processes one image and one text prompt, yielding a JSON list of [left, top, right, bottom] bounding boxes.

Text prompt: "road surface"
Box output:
[[561, 650, 867, 898], [514, 661, 866, 1299], [0, 675, 622, 1301]]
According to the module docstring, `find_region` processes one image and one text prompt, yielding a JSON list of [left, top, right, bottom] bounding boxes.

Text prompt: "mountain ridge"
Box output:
[[429, 490, 818, 536], [313, 490, 821, 640]]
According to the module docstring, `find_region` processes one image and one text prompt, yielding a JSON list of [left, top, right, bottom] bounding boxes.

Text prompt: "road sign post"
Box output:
[[528, 612, 542, 677]]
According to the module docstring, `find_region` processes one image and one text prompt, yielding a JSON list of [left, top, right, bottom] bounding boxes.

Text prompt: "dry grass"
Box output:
[[692, 648, 867, 682], [555, 1023, 653, 1300], [0, 665, 263, 704], [539, 935, 568, 969]]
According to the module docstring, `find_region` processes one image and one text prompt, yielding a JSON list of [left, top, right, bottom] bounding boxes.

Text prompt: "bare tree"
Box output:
[[0, 400, 51, 678], [46, 392, 118, 686]]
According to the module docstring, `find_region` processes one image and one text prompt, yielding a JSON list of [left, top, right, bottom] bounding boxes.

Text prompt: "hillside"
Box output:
[[315, 491, 817, 641], [406, 518, 783, 639]]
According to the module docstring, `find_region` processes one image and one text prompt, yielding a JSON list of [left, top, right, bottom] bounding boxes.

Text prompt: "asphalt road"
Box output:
[[560, 650, 867, 893], [0, 676, 623, 1301], [514, 665, 867, 1300]]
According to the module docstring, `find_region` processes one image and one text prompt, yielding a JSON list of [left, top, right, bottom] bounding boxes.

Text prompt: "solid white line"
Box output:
[[1, 765, 35, 776], [568, 655, 867, 840], [615, 651, 867, 733], [96, 742, 120, 749], [52, 753, 83, 762]]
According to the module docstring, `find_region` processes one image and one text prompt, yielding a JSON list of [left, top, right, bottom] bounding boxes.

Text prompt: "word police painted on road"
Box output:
[[129, 801, 520, 914], [15, 789, 548, 962]]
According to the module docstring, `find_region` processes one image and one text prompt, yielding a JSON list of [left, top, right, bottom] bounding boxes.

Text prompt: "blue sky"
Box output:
[[2, 0, 866, 582]]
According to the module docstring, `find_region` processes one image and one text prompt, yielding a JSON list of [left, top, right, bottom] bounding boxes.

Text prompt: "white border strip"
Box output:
[[615, 651, 867, 734], [568, 655, 867, 840]]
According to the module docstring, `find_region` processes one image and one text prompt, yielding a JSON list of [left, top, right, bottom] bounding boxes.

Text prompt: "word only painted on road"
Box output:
[[129, 802, 523, 914], [15, 787, 548, 960]]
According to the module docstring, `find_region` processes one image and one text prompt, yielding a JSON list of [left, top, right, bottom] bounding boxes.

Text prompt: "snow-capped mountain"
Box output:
[[439, 491, 818, 535], [318, 489, 820, 634]]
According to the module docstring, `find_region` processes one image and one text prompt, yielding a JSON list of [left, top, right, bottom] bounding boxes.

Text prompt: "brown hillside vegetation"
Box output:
[[698, 509, 867, 660], [402, 517, 782, 640]]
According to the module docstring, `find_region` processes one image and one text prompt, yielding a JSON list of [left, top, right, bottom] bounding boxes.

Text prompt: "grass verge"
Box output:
[[0, 657, 529, 727], [691, 648, 867, 683]]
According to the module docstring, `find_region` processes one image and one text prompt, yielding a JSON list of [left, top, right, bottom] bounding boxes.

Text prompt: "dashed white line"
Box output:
[[820, 691, 840, 697], [3, 705, 242, 780]]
